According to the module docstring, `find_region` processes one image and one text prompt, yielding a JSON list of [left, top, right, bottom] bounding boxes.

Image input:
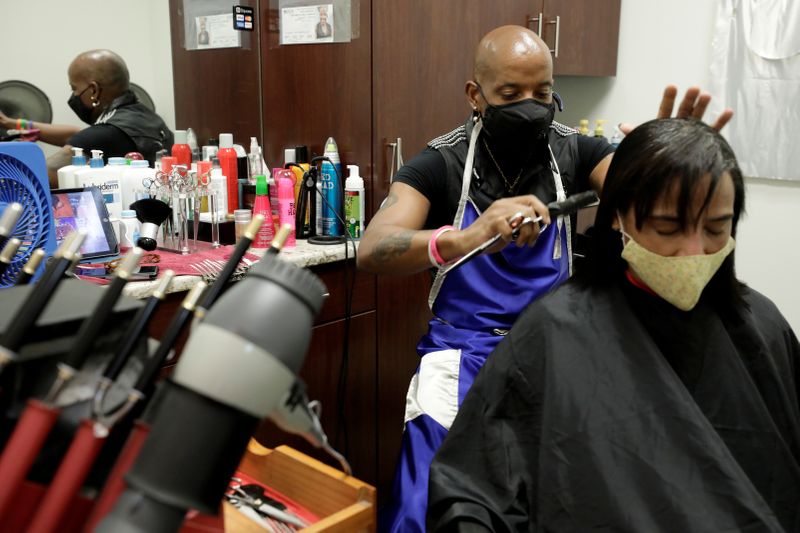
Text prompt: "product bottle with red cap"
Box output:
[[172, 129, 192, 168], [160, 156, 177, 174], [218, 133, 239, 213]]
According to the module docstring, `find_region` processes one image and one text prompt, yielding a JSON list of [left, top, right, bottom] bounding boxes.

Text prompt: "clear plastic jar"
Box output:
[[234, 209, 252, 244]]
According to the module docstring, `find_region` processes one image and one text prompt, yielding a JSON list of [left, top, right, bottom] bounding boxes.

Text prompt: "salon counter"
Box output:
[[122, 239, 359, 299]]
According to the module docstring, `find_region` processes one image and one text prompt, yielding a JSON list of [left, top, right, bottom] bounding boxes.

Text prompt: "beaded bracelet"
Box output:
[[428, 225, 455, 267]]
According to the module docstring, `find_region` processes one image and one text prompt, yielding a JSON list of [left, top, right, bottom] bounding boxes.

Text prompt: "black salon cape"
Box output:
[[427, 281, 800, 532]]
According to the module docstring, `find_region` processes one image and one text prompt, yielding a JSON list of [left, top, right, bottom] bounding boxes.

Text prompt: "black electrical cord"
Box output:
[[309, 156, 357, 459]]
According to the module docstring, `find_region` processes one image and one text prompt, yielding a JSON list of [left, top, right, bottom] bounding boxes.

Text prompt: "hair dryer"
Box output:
[[97, 255, 327, 532]]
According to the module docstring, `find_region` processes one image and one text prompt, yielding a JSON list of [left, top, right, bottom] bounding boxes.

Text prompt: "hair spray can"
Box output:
[[320, 137, 342, 236]]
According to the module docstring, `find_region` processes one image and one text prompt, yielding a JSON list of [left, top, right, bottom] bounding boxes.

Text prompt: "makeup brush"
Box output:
[[130, 198, 172, 251]]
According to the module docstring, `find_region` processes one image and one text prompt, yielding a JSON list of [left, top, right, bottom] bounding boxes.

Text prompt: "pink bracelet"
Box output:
[[428, 225, 455, 267]]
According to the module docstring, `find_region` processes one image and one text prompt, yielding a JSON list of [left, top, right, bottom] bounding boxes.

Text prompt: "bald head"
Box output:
[[68, 49, 130, 95], [466, 25, 555, 116], [474, 26, 551, 84]]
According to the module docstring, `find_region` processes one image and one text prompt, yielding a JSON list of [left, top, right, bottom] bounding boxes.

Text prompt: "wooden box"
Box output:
[[224, 440, 376, 532]]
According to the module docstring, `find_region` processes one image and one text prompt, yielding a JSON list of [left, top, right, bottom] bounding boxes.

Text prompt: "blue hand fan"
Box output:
[[0, 142, 56, 287]]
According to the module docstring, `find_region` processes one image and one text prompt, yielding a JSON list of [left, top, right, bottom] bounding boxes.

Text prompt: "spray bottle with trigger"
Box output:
[[248, 137, 269, 185]]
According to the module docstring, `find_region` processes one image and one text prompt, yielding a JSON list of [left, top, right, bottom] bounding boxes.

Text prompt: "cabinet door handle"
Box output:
[[388, 137, 404, 183], [546, 15, 560, 58], [527, 13, 543, 37]]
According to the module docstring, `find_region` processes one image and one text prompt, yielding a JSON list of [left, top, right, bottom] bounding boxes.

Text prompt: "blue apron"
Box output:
[[382, 121, 572, 532]]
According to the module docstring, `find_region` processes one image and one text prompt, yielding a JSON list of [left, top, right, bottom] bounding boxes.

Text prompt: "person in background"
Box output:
[[316, 6, 332, 39], [198, 17, 210, 45], [427, 118, 800, 532], [0, 49, 173, 187], [357, 24, 734, 532]]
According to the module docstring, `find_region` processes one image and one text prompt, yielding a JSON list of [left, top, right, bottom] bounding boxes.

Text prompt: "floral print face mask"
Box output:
[[618, 216, 735, 311]]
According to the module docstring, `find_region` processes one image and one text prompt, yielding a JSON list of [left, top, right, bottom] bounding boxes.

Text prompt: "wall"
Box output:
[[555, 0, 800, 332], [0, 0, 175, 156]]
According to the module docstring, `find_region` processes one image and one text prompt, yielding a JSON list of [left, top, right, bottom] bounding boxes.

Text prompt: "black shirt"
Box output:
[[68, 124, 137, 163], [67, 91, 173, 166], [394, 127, 613, 229]]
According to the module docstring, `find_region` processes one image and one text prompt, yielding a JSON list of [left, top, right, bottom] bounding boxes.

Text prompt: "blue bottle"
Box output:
[[320, 137, 343, 236]]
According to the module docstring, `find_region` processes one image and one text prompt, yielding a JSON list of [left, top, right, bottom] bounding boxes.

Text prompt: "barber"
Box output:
[[0, 49, 173, 187], [359, 24, 733, 532]]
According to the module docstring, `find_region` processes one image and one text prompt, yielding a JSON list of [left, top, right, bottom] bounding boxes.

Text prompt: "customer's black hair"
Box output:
[[579, 118, 747, 310]]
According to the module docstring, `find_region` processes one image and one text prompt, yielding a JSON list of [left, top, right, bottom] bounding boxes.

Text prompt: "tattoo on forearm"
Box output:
[[379, 192, 398, 211], [373, 229, 415, 264]]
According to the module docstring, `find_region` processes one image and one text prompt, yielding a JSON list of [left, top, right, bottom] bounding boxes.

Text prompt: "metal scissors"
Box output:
[[141, 175, 159, 192], [440, 212, 546, 276], [227, 479, 308, 530], [440, 191, 599, 276]]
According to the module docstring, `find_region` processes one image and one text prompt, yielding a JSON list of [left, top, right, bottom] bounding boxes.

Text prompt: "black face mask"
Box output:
[[477, 84, 556, 156], [68, 85, 95, 125]]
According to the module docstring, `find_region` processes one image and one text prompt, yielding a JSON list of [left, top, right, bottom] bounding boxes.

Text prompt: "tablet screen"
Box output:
[[51, 187, 119, 259]]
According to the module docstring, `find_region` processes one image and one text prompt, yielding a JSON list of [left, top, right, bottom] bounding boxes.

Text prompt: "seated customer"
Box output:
[[427, 118, 800, 532]]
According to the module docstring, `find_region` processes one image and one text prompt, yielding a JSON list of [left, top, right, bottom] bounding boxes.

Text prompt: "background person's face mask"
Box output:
[[68, 85, 95, 124], [618, 216, 735, 311]]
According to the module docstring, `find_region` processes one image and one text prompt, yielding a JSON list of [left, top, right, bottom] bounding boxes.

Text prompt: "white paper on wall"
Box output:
[[280, 4, 334, 44], [276, 0, 353, 46], [708, 0, 800, 180], [196, 13, 241, 49]]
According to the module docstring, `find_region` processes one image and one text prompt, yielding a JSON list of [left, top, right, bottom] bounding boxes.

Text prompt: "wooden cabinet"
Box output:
[[528, 0, 621, 76], [168, 0, 262, 145], [254, 310, 378, 483], [372, 0, 542, 213], [259, 0, 372, 186], [253, 260, 378, 483]]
